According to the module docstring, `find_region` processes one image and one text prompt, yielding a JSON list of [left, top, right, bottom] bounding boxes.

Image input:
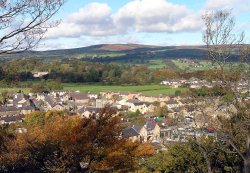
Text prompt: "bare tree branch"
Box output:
[[0, 0, 64, 54]]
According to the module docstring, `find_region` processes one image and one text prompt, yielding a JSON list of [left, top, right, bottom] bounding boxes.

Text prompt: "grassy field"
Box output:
[[117, 59, 167, 69], [147, 60, 167, 69], [172, 59, 249, 71], [63, 84, 186, 95], [0, 84, 186, 96], [0, 88, 31, 94]]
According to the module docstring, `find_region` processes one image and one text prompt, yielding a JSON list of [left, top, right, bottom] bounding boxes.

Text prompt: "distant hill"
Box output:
[[0, 44, 216, 62]]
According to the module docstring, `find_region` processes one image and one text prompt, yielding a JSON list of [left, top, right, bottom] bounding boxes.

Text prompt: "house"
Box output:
[[122, 125, 147, 142], [163, 99, 179, 109], [0, 114, 25, 124], [126, 99, 152, 114], [6, 93, 30, 108], [161, 79, 183, 88], [37, 93, 46, 100], [19, 105, 35, 114], [100, 91, 120, 99], [122, 126, 140, 142], [119, 92, 141, 100], [44, 95, 64, 111], [33, 71, 49, 78], [0, 106, 20, 116], [69, 92, 89, 104], [132, 125, 148, 142], [50, 91, 67, 98], [137, 94, 159, 103], [158, 94, 170, 102], [111, 103, 123, 110], [31, 99, 46, 111], [117, 98, 128, 106], [96, 99, 111, 108], [88, 93, 98, 99], [77, 107, 101, 118], [145, 118, 161, 141]]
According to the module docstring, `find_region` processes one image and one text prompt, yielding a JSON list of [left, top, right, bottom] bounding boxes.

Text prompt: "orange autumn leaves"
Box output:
[[0, 108, 154, 172]]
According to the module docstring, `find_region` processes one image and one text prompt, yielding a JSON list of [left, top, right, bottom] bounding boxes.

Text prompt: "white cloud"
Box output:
[[114, 0, 201, 33], [68, 3, 112, 24], [204, 0, 250, 13], [46, 2, 117, 38], [45, 0, 202, 39], [204, 0, 233, 10]]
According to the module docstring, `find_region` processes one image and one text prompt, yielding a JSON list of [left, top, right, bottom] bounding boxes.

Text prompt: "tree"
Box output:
[[0, 0, 64, 54], [202, 10, 250, 173], [202, 9, 245, 81], [0, 107, 154, 172], [153, 104, 169, 117], [31, 82, 46, 93], [142, 141, 242, 172]]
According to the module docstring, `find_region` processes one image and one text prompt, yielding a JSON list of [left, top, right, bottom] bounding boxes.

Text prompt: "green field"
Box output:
[[0, 84, 187, 96], [147, 60, 167, 69], [172, 59, 249, 71], [117, 59, 167, 69], [0, 88, 31, 94], [63, 84, 186, 95]]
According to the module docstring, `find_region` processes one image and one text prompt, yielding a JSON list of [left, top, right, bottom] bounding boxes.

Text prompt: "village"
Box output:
[[1, 76, 249, 150], [161, 77, 250, 93]]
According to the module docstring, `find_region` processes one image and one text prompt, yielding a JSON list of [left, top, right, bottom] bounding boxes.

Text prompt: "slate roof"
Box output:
[[133, 101, 151, 106], [44, 95, 57, 107], [132, 125, 142, 133], [31, 99, 45, 111], [165, 99, 178, 105], [0, 114, 25, 123], [122, 127, 140, 138], [0, 106, 19, 112], [133, 102, 146, 106], [127, 99, 140, 103], [77, 107, 85, 115], [146, 118, 158, 131], [20, 105, 35, 111]]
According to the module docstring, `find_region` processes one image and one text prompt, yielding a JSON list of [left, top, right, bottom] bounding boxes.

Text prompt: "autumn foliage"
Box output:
[[0, 108, 154, 172]]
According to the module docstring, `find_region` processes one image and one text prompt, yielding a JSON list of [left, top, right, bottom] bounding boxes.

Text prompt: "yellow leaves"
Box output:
[[134, 143, 155, 157], [2, 108, 157, 172]]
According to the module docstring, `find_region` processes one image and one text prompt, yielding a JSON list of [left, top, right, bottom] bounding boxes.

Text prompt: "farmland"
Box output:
[[63, 84, 187, 95], [0, 84, 187, 96]]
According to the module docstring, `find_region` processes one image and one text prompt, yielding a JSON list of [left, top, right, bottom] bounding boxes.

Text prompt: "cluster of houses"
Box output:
[[0, 90, 194, 124], [1, 88, 248, 150], [7, 91, 200, 148], [161, 77, 250, 93], [161, 77, 219, 89]]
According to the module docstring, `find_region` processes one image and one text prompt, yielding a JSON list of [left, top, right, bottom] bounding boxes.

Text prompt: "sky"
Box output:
[[39, 0, 250, 50]]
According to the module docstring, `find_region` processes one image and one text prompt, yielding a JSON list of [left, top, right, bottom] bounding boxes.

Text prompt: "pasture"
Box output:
[[0, 83, 187, 96]]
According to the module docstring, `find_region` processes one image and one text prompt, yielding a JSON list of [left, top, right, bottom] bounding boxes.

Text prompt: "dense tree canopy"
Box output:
[[0, 59, 243, 87], [0, 108, 154, 172]]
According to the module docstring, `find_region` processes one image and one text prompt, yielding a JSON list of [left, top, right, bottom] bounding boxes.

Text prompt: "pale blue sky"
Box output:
[[39, 0, 250, 50]]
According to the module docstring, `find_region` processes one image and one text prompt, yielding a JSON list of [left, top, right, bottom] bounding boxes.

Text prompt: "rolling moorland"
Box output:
[[0, 44, 209, 62]]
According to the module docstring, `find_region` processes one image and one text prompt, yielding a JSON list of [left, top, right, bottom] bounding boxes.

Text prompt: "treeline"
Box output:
[[0, 59, 242, 86]]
